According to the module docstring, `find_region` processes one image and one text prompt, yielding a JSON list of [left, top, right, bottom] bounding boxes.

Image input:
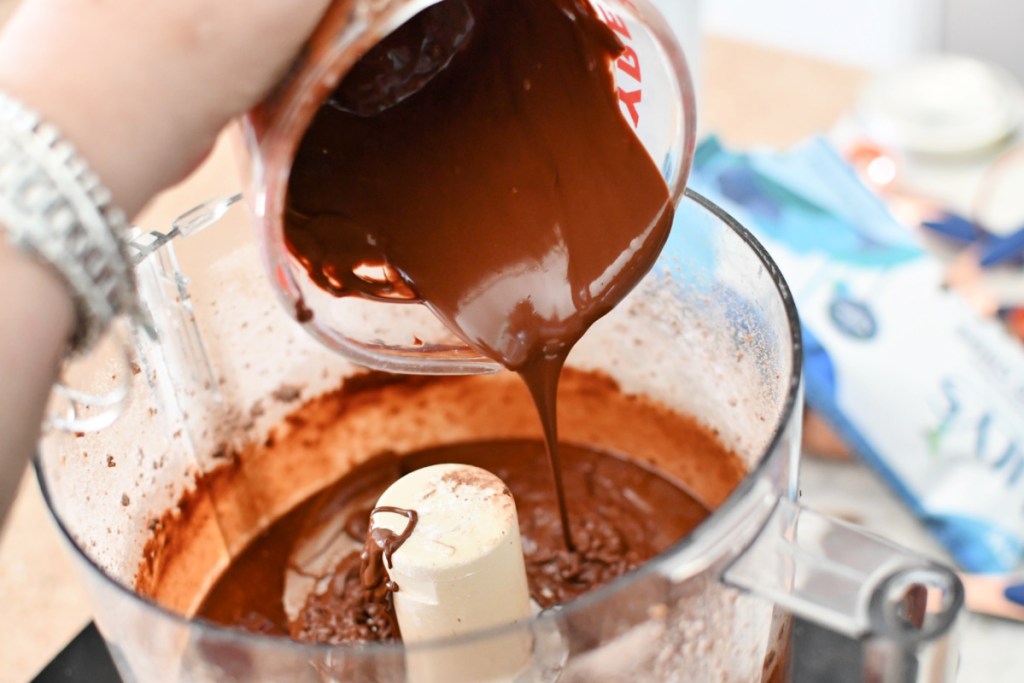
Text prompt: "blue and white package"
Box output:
[[691, 136, 1024, 573]]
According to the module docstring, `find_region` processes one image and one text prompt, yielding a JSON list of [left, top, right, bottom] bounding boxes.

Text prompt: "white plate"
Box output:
[[857, 55, 1024, 156]]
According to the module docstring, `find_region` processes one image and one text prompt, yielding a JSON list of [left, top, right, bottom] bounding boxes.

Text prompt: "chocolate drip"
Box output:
[[361, 506, 419, 595], [519, 355, 574, 551]]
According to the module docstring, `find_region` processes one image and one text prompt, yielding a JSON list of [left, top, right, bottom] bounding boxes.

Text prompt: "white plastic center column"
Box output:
[[371, 463, 534, 683]]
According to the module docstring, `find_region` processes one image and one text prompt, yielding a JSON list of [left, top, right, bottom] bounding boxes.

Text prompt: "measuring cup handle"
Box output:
[[723, 497, 964, 683]]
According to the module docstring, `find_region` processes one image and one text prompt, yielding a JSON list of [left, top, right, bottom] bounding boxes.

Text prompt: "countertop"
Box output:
[[0, 34, 1017, 682]]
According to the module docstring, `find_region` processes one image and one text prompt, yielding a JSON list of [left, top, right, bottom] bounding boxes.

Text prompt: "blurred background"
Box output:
[[704, 0, 1024, 78]]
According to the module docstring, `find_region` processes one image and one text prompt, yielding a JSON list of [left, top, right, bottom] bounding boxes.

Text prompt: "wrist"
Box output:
[[0, 91, 140, 352], [0, 237, 74, 358]]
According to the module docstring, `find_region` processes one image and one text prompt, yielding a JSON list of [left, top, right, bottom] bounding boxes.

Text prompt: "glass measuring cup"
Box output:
[[46, 0, 692, 432], [238, 0, 696, 375], [38, 190, 962, 682]]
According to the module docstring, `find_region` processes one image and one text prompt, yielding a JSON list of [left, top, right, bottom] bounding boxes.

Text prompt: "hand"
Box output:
[[0, 0, 332, 215], [0, 0, 332, 526]]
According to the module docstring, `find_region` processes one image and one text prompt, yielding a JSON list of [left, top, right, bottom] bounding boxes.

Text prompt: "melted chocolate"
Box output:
[[138, 369, 747, 612], [285, 0, 672, 357], [284, 0, 674, 550], [198, 438, 712, 643]]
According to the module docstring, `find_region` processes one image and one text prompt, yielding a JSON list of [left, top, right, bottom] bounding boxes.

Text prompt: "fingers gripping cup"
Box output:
[[240, 0, 696, 374]]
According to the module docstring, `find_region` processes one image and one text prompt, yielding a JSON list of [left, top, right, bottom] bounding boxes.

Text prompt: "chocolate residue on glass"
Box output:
[[284, 0, 675, 551]]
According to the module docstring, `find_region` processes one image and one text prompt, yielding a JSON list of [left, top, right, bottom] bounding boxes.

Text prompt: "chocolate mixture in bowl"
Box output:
[[191, 370, 744, 643]]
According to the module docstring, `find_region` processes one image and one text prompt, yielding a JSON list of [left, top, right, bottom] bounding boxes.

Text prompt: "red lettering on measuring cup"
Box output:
[[617, 87, 641, 127], [594, 4, 644, 129], [617, 46, 641, 82], [596, 6, 632, 39]]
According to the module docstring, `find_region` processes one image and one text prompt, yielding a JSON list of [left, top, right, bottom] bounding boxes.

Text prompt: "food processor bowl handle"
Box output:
[[723, 497, 964, 682]]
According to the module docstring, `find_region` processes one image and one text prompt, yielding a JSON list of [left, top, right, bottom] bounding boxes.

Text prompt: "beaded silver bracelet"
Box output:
[[0, 91, 138, 353]]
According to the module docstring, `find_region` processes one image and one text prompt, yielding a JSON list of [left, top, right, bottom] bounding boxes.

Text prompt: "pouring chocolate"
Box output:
[[285, 0, 676, 556]]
